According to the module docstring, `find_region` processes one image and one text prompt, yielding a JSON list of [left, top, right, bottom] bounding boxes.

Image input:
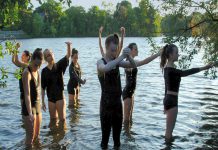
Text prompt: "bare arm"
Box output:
[[136, 52, 160, 67], [99, 26, 105, 57], [22, 70, 32, 116], [116, 27, 125, 57]]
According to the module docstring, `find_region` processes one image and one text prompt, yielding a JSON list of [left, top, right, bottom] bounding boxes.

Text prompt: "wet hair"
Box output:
[[105, 33, 119, 49], [128, 43, 137, 50], [32, 48, 43, 61], [23, 50, 31, 61], [71, 48, 78, 56], [160, 44, 177, 68]]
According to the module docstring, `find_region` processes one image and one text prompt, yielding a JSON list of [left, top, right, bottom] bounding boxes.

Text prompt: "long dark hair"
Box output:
[[23, 50, 31, 61], [128, 43, 137, 50], [71, 48, 78, 56], [32, 48, 43, 61], [160, 44, 177, 68]]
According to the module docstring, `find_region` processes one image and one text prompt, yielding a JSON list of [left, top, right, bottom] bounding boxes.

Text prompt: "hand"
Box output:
[[65, 41, 72, 46], [82, 79, 86, 85], [42, 101, 46, 112], [120, 27, 125, 35], [16, 43, 21, 49], [122, 47, 130, 58], [99, 26, 103, 34]]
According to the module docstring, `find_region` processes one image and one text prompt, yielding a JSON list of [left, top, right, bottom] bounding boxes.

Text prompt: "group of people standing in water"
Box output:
[[11, 26, 214, 149]]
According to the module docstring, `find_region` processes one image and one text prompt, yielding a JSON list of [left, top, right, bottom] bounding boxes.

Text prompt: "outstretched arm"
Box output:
[[99, 26, 105, 57], [136, 51, 160, 67], [178, 63, 213, 77], [116, 27, 125, 57]]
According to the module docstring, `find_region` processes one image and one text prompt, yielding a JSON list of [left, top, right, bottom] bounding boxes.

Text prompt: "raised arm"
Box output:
[[116, 27, 125, 57], [99, 26, 105, 57], [12, 43, 28, 68], [22, 70, 34, 121], [65, 42, 72, 59]]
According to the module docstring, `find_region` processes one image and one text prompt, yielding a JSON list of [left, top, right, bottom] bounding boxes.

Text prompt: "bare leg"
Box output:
[[23, 115, 35, 148], [56, 99, 66, 122], [48, 101, 58, 120], [34, 113, 42, 140], [68, 93, 76, 107], [165, 107, 178, 142]]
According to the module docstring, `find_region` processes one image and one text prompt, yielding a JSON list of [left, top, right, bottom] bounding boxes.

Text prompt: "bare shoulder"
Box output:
[[22, 68, 31, 79]]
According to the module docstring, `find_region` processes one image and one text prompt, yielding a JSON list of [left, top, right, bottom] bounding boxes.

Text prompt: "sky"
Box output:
[[31, 0, 161, 11]]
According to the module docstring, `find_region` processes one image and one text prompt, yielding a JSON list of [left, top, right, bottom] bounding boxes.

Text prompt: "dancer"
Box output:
[[160, 44, 213, 142], [22, 48, 43, 147]]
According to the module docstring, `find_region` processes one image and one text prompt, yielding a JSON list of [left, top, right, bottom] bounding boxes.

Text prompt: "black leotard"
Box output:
[[122, 68, 138, 100], [41, 56, 69, 103], [163, 67, 200, 110], [21, 67, 41, 116], [67, 62, 82, 95]]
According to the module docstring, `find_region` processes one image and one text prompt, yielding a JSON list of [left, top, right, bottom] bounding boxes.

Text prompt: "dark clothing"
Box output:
[[41, 56, 69, 102], [122, 68, 138, 100], [21, 67, 41, 116], [163, 67, 200, 109], [19, 68, 25, 100], [163, 94, 178, 110], [98, 58, 123, 148], [67, 62, 82, 95]]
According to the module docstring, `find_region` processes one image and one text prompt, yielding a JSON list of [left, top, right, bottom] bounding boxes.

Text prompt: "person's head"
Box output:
[[21, 50, 31, 63], [128, 43, 138, 57], [105, 33, 119, 59], [43, 49, 54, 63], [160, 44, 179, 68], [71, 48, 78, 64], [31, 48, 43, 70]]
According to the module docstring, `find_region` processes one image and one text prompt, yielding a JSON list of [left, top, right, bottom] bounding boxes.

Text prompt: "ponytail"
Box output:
[[160, 44, 168, 68], [160, 44, 177, 69]]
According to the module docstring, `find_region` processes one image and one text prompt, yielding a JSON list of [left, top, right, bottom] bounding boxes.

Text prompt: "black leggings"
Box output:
[[100, 94, 123, 148]]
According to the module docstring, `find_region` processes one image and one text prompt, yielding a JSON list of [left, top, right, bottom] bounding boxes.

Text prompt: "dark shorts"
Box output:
[[163, 94, 178, 110], [48, 90, 64, 103], [22, 101, 41, 116], [67, 83, 78, 95], [122, 86, 135, 100]]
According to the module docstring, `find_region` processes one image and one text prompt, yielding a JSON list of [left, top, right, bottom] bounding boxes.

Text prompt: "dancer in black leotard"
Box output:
[[12, 43, 31, 111], [122, 43, 161, 129], [160, 44, 213, 142], [22, 48, 43, 148], [67, 48, 86, 107], [41, 42, 71, 123]]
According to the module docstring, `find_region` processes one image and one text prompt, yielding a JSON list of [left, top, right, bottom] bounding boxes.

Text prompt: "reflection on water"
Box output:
[[0, 38, 218, 149]]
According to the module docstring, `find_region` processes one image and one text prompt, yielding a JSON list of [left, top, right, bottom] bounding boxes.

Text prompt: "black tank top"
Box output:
[[124, 68, 138, 90], [98, 58, 122, 96], [21, 67, 40, 105]]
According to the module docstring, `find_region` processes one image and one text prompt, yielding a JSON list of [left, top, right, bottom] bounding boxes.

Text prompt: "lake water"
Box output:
[[0, 38, 218, 150]]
